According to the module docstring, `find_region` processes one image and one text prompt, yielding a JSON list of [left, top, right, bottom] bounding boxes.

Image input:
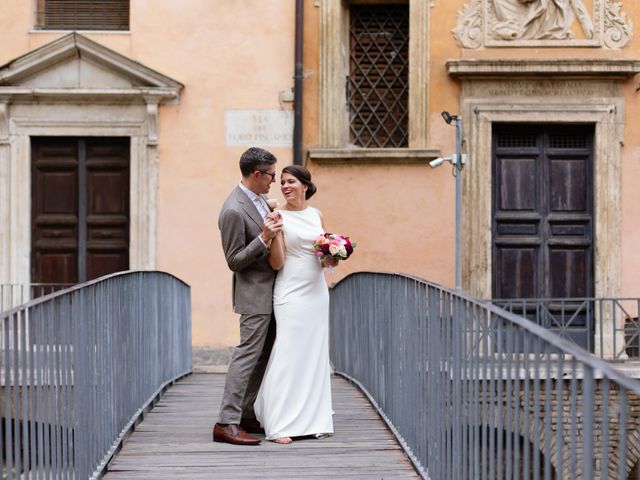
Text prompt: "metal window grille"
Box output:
[[349, 5, 409, 148], [35, 0, 129, 31], [496, 132, 537, 149], [549, 134, 589, 149]]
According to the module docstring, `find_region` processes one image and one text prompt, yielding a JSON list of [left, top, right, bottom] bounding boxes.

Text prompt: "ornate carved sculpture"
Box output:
[[492, 0, 593, 40], [604, 1, 633, 49], [453, 0, 633, 49], [453, 0, 484, 49]]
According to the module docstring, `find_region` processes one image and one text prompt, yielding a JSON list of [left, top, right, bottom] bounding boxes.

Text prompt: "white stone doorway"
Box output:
[[0, 33, 182, 286]]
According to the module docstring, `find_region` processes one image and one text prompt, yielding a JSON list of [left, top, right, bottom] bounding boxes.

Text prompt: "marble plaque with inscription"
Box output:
[[225, 109, 293, 147]]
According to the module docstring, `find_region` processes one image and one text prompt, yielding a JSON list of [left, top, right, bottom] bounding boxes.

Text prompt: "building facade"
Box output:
[[0, 1, 639, 358], [304, 0, 640, 358]]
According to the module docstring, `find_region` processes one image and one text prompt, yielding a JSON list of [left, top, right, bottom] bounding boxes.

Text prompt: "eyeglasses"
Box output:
[[258, 170, 276, 181]]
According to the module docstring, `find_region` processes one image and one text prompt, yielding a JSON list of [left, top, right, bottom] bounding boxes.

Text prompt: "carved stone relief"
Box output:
[[453, 0, 633, 48]]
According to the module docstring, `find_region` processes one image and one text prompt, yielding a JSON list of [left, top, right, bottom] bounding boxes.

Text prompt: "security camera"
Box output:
[[429, 154, 467, 168], [429, 157, 447, 168]]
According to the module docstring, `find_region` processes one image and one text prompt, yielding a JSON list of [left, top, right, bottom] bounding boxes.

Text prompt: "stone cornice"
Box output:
[[308, 148, 441, 165], [0, 87, 180, 102], [447, 59, 640, 79]]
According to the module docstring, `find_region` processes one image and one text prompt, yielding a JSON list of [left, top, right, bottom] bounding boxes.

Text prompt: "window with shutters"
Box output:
[[349, 4, 409, 148], [35, 0, 129, 31]]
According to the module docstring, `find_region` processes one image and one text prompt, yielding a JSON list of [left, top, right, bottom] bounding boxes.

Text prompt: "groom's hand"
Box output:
[[260, 217, 283, 242], [322, 256, 339, 268]]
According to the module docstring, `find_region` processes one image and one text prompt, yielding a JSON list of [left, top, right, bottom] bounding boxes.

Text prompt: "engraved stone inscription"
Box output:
[[225, 110, 293, 147], [466, 79, 618, 97]]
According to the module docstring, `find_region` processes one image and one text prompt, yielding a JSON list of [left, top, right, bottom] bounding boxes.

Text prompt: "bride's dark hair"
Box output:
[[282, 165, 317, 199]]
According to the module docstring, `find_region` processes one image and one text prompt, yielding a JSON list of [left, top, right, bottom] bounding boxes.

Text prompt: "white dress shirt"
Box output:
[[239, 182, 270, 248], [239, 182, 270, 220]]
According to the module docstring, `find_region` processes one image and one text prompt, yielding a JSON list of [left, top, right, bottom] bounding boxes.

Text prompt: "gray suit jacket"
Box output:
[[218, 186, 277, 315]]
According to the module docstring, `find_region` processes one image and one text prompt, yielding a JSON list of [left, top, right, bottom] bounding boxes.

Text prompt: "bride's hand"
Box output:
[[267, 211, 281, 222], [322, 256, 338, 268]]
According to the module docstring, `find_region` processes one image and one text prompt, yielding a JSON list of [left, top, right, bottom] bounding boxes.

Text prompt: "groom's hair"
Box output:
[[239, 147, 277, 177]]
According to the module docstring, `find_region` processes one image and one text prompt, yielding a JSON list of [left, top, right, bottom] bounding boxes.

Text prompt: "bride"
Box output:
[[254, 165, 335, 444]]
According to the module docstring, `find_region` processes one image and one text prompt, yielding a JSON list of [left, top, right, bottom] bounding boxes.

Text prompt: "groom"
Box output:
[[213, 147, 282, 445]]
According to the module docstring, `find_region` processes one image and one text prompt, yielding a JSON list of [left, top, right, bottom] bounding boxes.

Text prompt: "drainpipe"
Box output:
[[293, 0, 304, 165]]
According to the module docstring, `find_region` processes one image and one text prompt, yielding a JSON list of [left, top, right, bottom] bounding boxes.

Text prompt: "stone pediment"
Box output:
[[0, 33, 182, 101]]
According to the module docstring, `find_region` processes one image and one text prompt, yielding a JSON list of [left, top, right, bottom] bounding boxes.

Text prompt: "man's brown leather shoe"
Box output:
[[213, 423, 261, 445], [240, 418, 265, 434]]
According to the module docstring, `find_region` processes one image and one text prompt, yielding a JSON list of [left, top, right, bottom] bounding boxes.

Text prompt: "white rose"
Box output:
[[329, 244, 340, 256], [338, 245, 347, 258]]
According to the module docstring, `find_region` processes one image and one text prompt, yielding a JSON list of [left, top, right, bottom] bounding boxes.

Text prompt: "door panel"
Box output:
[[499, 158, 537, 211], [31, 137, 129, 285], [492, 124, 593, 300], [85, 139, 129, 281], [548, 248, 588, 298], [549, 159, 588, 211], [492, 124, 594, 347], [496, 248, 537, 299], [32, 139, 79, 284]]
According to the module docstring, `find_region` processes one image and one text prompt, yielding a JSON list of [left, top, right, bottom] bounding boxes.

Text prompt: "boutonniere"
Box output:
[[265, 198, 279, 212]]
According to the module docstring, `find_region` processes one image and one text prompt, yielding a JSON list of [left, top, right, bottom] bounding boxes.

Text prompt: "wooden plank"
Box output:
[[103, 373, 419, 479]]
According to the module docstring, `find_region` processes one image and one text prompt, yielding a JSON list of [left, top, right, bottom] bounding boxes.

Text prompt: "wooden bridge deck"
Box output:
[[103, 373, 419, 479]]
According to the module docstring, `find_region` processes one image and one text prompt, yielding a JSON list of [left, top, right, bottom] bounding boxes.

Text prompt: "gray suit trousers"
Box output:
[[218, 312, 276, 424]]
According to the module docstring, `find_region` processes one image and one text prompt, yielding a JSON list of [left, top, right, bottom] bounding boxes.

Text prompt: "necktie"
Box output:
[[255, 196, 269, 220]]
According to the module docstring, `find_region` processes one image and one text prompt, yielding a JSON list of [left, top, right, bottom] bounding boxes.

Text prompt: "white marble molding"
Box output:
[[0, 33, 183, 285]]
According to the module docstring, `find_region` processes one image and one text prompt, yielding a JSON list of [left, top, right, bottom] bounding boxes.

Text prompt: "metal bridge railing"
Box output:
[[494, 297, 640, 360], [330, 272, 640, 480], [0, 271, 192, 479], [1, 283, 72, 314]]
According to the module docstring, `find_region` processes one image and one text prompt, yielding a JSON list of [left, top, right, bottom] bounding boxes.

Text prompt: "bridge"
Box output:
[[103, 374, 417, 479], [2, 271, 640, 479]]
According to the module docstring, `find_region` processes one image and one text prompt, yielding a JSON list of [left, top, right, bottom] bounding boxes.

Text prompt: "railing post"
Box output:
[[594, 300, 622, 359]]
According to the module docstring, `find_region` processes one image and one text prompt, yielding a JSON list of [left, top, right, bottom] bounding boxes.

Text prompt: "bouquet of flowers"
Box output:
[[313, 233, 356, 262]]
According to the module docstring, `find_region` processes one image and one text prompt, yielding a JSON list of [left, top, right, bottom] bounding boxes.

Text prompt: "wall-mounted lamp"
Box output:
[[441, 111, 458, 125]]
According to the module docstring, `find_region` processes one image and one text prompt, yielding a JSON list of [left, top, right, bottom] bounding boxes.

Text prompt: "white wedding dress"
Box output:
[[254, 207, 334, 440]]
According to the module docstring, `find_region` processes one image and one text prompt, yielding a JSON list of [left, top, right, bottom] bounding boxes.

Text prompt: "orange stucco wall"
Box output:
[[2, 0, 640, 348], [0, 1, 295, 347], [304, 0, 640, 303]]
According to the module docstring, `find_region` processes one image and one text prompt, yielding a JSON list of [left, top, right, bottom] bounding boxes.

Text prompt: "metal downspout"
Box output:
[[293, 0, 304, 165]]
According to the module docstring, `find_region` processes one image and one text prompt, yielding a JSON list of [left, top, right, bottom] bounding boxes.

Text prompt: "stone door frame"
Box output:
[[1, 101, 161, 285], [459, 92, 627, 357], [446, 59, 640, 357], [0, 33, 183, 286], [460, 97, 623, 303]]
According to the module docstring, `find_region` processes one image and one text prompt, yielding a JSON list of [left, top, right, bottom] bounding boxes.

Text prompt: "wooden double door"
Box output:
[[31, 137, 130, 285], [492, 124, 594, 346]]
